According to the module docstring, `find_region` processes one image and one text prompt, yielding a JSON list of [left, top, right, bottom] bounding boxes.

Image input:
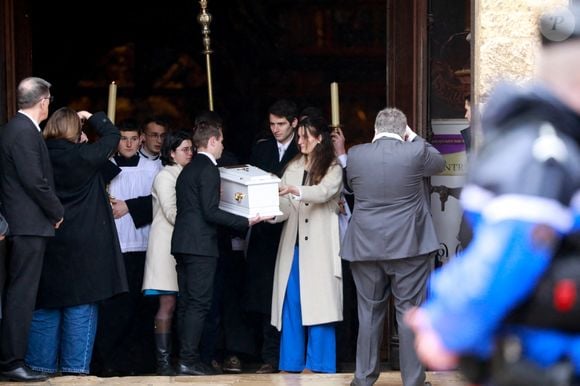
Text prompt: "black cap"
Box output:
[[540, 5, 580, 46]]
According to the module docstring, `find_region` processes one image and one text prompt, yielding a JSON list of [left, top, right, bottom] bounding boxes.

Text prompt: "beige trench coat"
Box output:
[[271, 156, 344, 330], [142, 163, 182, 292]]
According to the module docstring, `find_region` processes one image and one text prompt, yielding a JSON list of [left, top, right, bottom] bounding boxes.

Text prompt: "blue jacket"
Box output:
[[422, 83, 580, 372]]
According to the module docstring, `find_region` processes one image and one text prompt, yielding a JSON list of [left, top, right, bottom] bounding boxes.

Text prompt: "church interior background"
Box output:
[[2, 0, 470, 368]]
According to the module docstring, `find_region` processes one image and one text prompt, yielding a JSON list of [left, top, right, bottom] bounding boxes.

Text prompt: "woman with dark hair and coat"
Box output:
[[142, 130, 193, 375], [270, 114, 343, 373]]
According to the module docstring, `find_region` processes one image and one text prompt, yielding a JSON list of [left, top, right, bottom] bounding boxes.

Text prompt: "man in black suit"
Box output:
[[0, 77, 64, 382], [171, 121, 263, 376], [244, 99, 299, 373]]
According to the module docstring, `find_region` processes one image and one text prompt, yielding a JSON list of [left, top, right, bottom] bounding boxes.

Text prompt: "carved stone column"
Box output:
[[472, 0, 567, 108]]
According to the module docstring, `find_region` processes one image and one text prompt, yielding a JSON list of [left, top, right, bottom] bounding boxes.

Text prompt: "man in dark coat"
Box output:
[[171, 121, 262, 376], [243, 99, 299, 373], [0, 77, 64, 382]]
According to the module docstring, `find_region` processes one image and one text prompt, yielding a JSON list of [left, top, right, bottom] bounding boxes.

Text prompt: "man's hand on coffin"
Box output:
[[248, 214, 275, 226]]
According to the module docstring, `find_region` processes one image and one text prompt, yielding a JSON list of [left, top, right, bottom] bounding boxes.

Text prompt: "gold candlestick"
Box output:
[[107, 81, 117, 123], [330, 82, 340, 127], [198, 0, 214, 111]]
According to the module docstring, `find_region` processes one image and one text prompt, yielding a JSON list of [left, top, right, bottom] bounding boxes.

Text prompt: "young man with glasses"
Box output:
[[140, 116, 170, 166]]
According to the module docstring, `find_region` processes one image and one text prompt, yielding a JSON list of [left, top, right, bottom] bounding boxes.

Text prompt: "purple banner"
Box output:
[[431, 134, 465, 154]]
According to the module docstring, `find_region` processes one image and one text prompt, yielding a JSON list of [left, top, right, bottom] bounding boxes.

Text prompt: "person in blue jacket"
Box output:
[[406, 5, 580, 385]]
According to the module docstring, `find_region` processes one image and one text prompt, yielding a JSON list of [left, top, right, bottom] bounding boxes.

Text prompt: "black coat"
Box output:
[[0, 113, 64, 236], [244, 137, 299, 314], [171, 153, 248, 257], [36, 112, 128, 308]]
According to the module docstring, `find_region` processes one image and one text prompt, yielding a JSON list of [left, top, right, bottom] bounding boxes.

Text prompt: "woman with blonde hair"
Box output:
[[25, 107, 127, 375]]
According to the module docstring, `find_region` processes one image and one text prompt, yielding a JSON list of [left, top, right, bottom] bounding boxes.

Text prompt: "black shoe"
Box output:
[[157, 363, 175, 376], [223, 355, 242, 373], [176, 361, 215, 376], [61, 372, 88, 376], [1, 366, 48, 382], [210, 360, 223, 374]]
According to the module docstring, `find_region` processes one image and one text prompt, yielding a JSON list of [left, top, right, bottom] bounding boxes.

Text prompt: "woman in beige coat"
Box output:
[[271, 114, 343, 373], [142, 131, 193, 375]]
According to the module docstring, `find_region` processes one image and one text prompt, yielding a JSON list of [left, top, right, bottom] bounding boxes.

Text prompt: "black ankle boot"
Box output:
[[155, 332, 175, 375]]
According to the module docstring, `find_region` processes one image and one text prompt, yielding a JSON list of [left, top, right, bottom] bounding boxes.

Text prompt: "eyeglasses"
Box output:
[[145, 133, 166, 140], [177, 146, 193, 153], [41, 95, 54, 103]]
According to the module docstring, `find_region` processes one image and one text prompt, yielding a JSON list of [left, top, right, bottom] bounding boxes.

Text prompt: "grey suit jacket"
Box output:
[[340, 136, 445, 261]]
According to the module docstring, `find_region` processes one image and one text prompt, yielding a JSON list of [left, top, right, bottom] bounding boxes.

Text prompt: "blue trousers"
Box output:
[[25, 304, 98, 374], [279, 247, 336, 373]]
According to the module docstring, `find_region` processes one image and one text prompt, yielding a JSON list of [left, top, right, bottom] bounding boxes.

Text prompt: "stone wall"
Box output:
[[473, 0, 568, 101]]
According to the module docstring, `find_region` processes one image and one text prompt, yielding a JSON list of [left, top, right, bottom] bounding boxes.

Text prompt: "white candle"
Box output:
[[107, 81, 117, 123], [330, 82, 340, 127]]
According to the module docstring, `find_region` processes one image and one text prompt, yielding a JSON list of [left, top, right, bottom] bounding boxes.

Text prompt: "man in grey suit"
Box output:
[[341, 107, 445, 386]]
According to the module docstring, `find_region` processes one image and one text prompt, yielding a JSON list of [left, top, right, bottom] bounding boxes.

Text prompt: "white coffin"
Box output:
[[219, 164, 283, 218]]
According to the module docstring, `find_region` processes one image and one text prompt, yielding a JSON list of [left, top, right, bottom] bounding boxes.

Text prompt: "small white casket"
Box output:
[[219, 164, 283, 218]]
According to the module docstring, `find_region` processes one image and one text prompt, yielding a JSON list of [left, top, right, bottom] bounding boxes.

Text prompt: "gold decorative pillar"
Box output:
[[198, 0, 214, 111]]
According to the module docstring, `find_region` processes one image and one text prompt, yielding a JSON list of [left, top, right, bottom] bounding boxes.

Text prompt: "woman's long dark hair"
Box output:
[[160, 130, 192, 166], [298, 115, 336, 185]]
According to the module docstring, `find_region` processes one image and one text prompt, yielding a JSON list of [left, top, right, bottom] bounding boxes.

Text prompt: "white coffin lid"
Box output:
[[219, 164, 281, 185]]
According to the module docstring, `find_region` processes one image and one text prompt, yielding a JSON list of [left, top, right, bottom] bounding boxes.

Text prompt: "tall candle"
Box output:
[[107, 81, 117, 123], [330, 82, 340, 127]]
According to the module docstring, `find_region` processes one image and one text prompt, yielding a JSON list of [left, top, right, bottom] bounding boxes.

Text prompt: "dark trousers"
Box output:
[[200, 250, 256, 363], [221, 251, 256, 356], [200, 256, 223, 364], [175, 253, 217, 365], [260, 313, 280, 367], [92, 251, 156, 376], [0, 236, 47, 370]]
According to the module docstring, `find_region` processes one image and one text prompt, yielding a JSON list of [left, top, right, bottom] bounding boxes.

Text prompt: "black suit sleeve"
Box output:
[[342, 165, 353, 194], [12, 130, 63, 223], [126, 195, 153, 228], [199, 164, 248, 232], [101, 160, 122, 184]]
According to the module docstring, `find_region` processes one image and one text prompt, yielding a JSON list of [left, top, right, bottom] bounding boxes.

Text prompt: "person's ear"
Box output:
[[208, 136, 216, 148], [291, 117, 298, 128]]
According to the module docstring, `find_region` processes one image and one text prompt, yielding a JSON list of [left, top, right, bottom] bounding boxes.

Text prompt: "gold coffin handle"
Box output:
[[234, 192, 245, 203]]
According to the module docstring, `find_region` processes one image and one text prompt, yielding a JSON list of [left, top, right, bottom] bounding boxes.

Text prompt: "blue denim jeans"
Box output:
[[25, 303, 98, 374]]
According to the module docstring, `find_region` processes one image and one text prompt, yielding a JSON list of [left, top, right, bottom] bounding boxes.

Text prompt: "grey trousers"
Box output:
[[350, 254, 433, 386]]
